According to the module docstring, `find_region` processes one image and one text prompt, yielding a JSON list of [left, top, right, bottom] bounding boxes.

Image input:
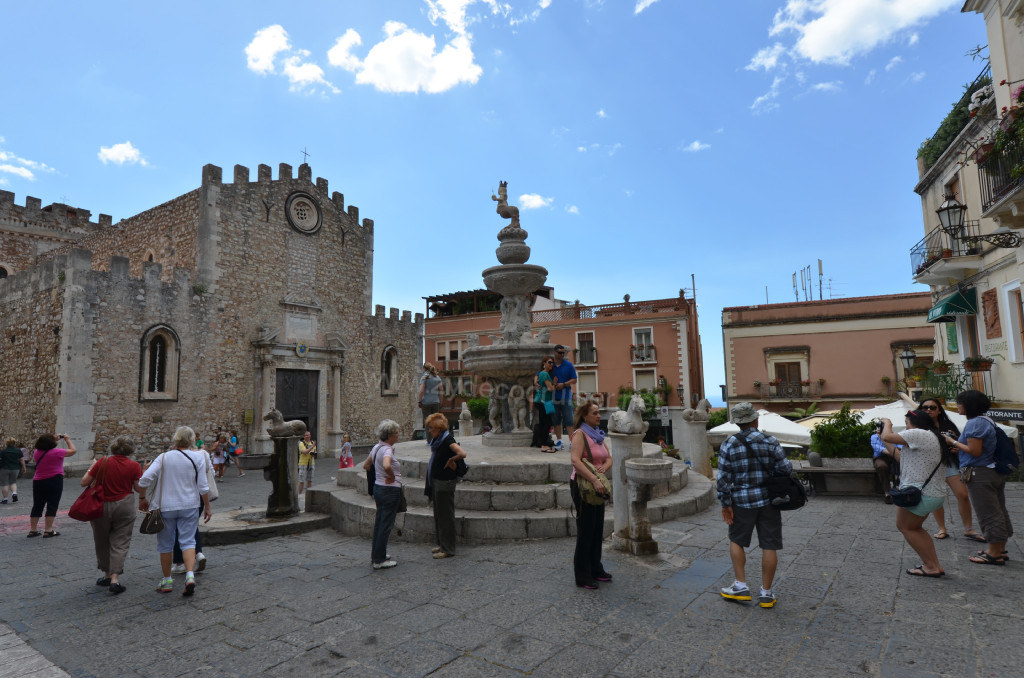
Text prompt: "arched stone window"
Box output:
[[144, 250, 155, 263], [381, 345, 398, 396], [0, 266, 8, 278], [140, 324, 180, 401]]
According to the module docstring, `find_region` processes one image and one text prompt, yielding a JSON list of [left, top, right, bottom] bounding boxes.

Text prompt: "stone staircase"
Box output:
[[305, 436, 716, 542]]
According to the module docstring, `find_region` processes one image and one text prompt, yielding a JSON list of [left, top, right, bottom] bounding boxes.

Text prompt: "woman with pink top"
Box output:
[[569, 402, 613, 589], [28, 433, 77, 537]]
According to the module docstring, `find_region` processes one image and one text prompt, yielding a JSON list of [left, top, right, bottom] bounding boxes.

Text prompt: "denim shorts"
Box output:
[[905, 494, 945, 517], [552, 400, 574, 427], [156, 508, 201, 553]]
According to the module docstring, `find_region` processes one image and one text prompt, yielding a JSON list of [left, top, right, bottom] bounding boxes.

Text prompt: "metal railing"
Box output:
[[575, 346, 598, 364], [909, 221, 981, 277], [979, 143, 1024, 213], [533, 298, 683, 323], [630, 345, 657, 363], [437, 358, 464, 372]]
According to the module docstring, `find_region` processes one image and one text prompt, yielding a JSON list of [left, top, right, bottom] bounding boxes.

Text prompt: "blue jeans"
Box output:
[[156, 508, 200, 553], [371, 485, 401, 564], [553, 399, 574, 428], [173, 502, 204, 564]]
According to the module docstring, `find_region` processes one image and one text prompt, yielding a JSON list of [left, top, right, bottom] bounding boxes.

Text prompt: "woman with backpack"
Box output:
[[943, 390, 1014, 565]]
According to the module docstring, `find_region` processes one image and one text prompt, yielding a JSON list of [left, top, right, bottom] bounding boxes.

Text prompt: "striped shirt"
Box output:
[[716, 429, 792, 509]]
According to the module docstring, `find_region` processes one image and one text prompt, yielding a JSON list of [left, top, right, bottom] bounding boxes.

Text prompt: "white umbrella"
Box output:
[[857, 399, 1018, 439], [707, 409, 811, 447]]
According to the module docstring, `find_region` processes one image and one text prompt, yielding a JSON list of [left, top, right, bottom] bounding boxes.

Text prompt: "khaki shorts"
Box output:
[[298, 464, 315, 483]]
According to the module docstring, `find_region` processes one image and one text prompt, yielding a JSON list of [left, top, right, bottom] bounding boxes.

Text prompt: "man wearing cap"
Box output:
[[549, 345, 578, 450], [716, 402, 791, 608]]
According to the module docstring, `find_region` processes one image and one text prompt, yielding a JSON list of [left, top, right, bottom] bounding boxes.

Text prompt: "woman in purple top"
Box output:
[[28, 433, 77, 537]]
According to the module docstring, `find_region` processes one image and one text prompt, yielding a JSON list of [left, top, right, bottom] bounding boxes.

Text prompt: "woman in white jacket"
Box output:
[[138, 426, 212, 596]]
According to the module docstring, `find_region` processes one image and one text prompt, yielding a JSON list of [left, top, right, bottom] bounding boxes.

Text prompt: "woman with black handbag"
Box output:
[[569, 402, 612, 590], [880, 410, 950, 578]]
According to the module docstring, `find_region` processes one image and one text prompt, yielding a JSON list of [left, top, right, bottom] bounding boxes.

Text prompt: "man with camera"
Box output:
[[298, 431, 317, 494], [716, 402, 791, 609], [871, 421, 899, 504]]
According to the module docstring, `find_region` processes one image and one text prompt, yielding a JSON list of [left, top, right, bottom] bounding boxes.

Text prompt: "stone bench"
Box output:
[[794, 459, 886, 496]]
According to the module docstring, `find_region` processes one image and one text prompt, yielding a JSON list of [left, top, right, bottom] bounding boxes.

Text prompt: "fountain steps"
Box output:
[[305, 437, 715, 542]]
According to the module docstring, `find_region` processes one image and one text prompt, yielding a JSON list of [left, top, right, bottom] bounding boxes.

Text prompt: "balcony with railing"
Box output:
[[436, 358, 464, 373], [575, 345, 598, 365], [910, 221, 982, 285], [979, 142, 1024, 220], [630, 345, 657, 364]]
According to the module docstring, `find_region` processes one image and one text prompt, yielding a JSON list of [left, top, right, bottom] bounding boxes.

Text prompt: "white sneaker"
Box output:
[[170, 563, 186, 574], [554, 440, 564, 451], [372, 559, 398, 570], [195, 553, 207, 572]]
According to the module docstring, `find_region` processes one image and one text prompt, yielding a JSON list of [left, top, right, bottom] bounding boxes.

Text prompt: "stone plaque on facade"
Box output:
[[286, 313, 315, 341], [285, 191, 323, 235]]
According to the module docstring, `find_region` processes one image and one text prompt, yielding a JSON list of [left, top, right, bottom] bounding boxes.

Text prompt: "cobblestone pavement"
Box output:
[[1, 474, 1022, 677]]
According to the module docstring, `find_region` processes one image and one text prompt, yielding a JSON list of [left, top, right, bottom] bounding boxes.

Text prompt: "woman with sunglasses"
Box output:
[[918, 398, 981, 542], [531, 357, 556, 452], [880, 410, 950, 577]]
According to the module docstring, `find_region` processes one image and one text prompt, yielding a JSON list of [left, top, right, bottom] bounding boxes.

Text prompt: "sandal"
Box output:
[[26, 531, 41, 538], [42, 531, 60, 538], [96, 577, 111, 587], [969, 552, 1005, 566], [933, 531, 949, 540], [963, 531, 986, 543], [906, 565, 945, 578], [975, 550, 1009, 563]]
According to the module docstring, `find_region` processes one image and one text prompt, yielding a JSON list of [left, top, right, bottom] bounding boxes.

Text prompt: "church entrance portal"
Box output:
[[276, 369, 319, 440]]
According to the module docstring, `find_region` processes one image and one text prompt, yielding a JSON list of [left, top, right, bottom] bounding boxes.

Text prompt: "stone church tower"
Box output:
[[0, 162, 422, 469]]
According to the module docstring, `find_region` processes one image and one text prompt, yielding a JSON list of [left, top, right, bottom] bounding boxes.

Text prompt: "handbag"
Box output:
[[736, 433, 807, 511], [139, 454, 166, 534], [69, 458, 107, 522], [890, 459, 942, 508], [204, 452, 219, 502], [543, 400, 555, 416], [576, 435, 612, 506], [397, 487, 408, 513]]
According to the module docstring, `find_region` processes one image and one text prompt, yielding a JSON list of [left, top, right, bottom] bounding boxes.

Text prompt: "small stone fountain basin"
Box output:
[[625, 457, 674, 486], [236, 453, 274, 471]]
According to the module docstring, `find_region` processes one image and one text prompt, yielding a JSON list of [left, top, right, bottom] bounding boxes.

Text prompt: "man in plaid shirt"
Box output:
[[717, 402, 792, 608]]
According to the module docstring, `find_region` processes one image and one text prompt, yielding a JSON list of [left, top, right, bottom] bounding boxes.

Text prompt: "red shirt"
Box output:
[[90, 456, 143, 502]]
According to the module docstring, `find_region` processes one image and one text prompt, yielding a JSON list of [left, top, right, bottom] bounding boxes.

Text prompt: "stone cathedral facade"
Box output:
[[0, 162, 422, 470]]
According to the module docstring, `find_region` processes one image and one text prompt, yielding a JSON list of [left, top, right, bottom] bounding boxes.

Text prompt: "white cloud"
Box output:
[[715, 127, 725, 134], [885, 55, 902, 71], [908, 71, 926, 83], [566, 205, 580, 215], [635, 0, 660, 13], [811, 80, 842, 92], [245, 25, 290, 74], [329, 20, 482, 93], [908, 32, 920, 45], [0, 177, 8, 186], [623, 189, 634, 198], [519, 193, 552, 209], [596, 109, 607, 118], [0, 164, 34, 180], [577, 146, 587, 152], [795, 71, 806, 84], [282, 54, 339, 94], [751, 76, 784, 114], [746, 43, 787, 71], [0, 150, 55, 177], [768, 0, 958, 65], [681, 140, 710, 152], [607, 142, 622, 156], [97, 141, 147, 166], [327, 29, 363, 71]]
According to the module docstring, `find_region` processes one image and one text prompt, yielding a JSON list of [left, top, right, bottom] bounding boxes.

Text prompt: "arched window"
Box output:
[[381, 346, 398, 395], [140, 325, 180, 401], [144, 250, 155, 263], [0, 267, 8, 279]]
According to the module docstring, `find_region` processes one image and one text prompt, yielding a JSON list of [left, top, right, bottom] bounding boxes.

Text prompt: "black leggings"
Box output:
[[531, 402, 552, 448], [30, 475, 64, 518], [570, 479, 606, 584]]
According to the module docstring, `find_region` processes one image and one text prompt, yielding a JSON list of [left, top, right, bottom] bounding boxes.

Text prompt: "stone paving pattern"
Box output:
[[1, 474, 1022, 677]]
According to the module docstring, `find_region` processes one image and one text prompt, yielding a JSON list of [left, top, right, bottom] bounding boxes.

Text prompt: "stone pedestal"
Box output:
[[607, 431, 645, 546], [620, 457, 674, 556], [679, 419, 713, 479], [264, 436, 300, 517]]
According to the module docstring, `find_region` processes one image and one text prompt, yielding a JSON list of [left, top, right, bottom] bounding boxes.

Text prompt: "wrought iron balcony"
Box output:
[[575, 346, 598, 364], [979, 143, 1024, 214], [437, 358, 464, 373], [630, 345, 657, 363], [910, 222, 981, 284]]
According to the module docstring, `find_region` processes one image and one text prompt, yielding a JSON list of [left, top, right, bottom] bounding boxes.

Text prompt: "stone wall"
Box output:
[[0, 190, 109, 276]]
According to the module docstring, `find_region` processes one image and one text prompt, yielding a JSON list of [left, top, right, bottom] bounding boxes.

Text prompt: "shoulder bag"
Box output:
[[139, 454, 166, 534], [202, 452, 219, 501], [735, 433, 807, 511], [576, 434, 612, 506], [69, 457, 108, 522], [889, 458, 942, 508]]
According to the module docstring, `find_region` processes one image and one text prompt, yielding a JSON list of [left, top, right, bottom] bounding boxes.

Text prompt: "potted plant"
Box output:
[[911, 360, 930, 377], [964, 355, 995, 372], [880, 376, 891, 384], [942, 248, 953, 258], [931, 359, 951, 375], [753, 379, 762, 389], [801, 379, 811, 395], [769, 378, 782, 396]]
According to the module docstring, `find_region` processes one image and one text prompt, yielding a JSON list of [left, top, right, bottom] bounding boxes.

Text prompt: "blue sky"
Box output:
[[0, 1, 989, 404]]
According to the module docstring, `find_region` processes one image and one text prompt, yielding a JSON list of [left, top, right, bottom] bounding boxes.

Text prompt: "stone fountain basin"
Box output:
[[625, 458, 674, 486], [482, 263, 548, 297], [236, 453, 274, 470], [463, 343, 554, 381]]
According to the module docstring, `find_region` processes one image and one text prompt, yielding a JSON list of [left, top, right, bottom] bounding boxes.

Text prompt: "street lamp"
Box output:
[[936, 194, 967, 236], [899, 347, 917, 371], [676, 384, 684, 406]]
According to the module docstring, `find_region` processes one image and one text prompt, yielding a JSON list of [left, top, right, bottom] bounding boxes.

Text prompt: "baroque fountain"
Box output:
[[461, 181, 554, 447]]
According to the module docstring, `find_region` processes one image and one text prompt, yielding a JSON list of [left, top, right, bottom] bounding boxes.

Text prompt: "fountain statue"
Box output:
[[236, 409, 304, 517], [463, 182, 554, 447]]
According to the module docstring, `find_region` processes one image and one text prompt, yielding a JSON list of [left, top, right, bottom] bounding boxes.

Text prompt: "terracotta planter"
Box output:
[[973, 142, 995, 165], [942, 249, 953, 258], [932, 366, 949, 375], [965, 361, 993, 373]]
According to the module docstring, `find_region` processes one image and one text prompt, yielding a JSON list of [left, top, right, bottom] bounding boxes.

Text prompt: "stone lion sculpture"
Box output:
[[681, 398, 712, 422], [264, 408, 307, 438], [609, 394, 649, 435], [459, 402, 474, 435]]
